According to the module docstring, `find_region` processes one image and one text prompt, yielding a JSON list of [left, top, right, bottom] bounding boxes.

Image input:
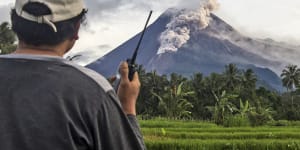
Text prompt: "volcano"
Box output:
[[86, 8, 290, 91]]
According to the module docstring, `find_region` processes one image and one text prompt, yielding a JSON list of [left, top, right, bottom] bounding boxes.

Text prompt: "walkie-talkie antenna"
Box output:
[[113, 10, 153, 90], [130, 10, 153, 65]]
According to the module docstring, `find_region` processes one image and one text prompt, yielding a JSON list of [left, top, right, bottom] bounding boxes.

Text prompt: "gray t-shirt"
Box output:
[[0, 54, 145, 150]]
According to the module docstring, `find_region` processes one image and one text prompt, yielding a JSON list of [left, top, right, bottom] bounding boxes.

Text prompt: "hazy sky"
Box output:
[[0, 0, 299, 63]]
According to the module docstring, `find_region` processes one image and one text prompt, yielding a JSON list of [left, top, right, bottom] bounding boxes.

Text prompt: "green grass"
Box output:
[[139, 119, 217, 128], [146, 139, 300, 150], [140, 119, 300, 150]]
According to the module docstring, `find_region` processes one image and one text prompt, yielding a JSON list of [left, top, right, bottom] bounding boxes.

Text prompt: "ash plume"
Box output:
[[157, 0, 219, 55]]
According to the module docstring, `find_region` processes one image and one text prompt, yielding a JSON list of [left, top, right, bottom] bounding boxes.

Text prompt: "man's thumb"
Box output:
[[119, 62, 129, 81]]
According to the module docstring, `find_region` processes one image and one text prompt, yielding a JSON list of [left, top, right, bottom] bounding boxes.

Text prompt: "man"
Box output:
[[0, 0, 145, 149]]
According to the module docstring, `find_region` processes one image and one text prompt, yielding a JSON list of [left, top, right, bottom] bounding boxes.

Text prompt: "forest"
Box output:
[[136, 63, 300, 126]]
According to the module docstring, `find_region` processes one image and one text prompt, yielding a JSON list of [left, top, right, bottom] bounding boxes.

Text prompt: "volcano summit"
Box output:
[[87, 3, 297, 91]]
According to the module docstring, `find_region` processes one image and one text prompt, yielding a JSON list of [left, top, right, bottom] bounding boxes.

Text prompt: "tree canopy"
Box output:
[[0, 22, 16, 54], [135, 63, 300, 124]]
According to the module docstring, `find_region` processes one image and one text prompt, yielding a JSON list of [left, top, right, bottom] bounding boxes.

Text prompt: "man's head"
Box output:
[[11, 0, 87, 51]]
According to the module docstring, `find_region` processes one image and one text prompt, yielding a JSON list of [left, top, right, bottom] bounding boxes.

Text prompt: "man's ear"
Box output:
[[73, 22, 81, 40]]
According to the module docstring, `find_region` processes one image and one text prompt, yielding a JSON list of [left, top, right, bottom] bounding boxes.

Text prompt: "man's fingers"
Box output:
[[132, 72, 140, 82]]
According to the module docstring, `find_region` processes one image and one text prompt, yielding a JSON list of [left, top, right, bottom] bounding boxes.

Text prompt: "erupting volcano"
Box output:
[[86, 0, 300, 91]]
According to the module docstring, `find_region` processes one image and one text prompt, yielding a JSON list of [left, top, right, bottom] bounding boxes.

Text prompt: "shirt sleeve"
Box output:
[[66, 64, 146, 150], [91, 90, 146, 150], [127, 114, 146, 149]]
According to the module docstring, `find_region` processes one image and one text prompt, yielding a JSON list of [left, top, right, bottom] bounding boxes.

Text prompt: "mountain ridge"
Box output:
[[86, 8, 292, 92]]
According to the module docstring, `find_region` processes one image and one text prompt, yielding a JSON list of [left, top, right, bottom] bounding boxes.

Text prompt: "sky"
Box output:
[[0, 0, 299, 64]]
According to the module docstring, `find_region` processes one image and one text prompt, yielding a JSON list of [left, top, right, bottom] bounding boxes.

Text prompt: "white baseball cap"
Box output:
[[15, 0, 86, 32]]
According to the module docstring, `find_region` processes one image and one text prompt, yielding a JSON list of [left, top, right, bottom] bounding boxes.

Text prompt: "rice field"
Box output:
[[140, 119, 300, 150]]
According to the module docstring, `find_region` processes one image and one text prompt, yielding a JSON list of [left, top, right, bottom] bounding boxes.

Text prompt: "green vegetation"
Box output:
[[137, 64, 300, 124], [0, 22, 16, 54], [141, 119, 300, 150], [137, 64, 300, 149]]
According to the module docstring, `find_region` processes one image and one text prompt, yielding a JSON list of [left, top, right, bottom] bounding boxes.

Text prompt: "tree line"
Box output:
[[136, 64, 300, 126]]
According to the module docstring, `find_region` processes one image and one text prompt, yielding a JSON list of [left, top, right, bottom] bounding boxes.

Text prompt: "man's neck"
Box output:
[[14, 41, 71, 57], [14, 49, 63, 57]]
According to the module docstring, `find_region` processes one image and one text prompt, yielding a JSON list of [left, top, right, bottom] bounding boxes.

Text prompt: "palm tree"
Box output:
[[242, 69, 257, 90], [137, 70, 168, 117], [240, 69, 257, 101], [207, 91, 238, 125], [204, 73, 225, 97], [223, 64, 241, 92], [152, 82, 194, 119], [281, 64, 300, 106], [188, 73, 209, 119], [236, 99, 254, 118], [169, 73, 187, 88]]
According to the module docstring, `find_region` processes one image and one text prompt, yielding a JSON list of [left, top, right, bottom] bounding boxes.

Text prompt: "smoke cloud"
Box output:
[[157, 0, 219, 54]]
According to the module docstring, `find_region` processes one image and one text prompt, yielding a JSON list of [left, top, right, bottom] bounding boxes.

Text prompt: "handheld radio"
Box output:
[[127, 10, 153, 81], [113, 11, 152, 91]]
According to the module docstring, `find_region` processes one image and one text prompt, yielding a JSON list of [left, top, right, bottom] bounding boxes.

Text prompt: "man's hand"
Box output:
[[117, 62, 140, 115]]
